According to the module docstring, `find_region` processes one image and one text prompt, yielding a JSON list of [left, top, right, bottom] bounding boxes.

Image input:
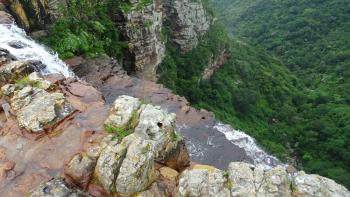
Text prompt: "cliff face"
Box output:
[[2, 0, 51, 31], [116, 0, 165, 81], [164, 0, 211, 52], [116, 0, 210, 80], [2, 0, 210, 80]]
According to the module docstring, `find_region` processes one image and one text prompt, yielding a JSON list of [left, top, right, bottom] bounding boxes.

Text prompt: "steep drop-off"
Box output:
[[209, 0, 350, 188]]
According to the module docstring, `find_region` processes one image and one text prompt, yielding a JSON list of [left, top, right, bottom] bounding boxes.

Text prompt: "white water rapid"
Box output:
[[214, 123, 282, 168], [0, 23, 74, 77]]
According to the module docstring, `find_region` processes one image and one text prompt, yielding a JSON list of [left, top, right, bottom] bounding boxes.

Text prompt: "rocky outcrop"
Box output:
[[1, 69, 73, 132], [0, 10, 14, 24], [114, 0, 210, 80], [177, 164, 230, 197], [94, 95, 182, 196], [202, 49, 230, 80], [175, 162, 350, 197], [2, 0, 210, 80], [2, 0, 51, 31], [116, 0, 165, 81], [164, 0, 211, 52], [293, 171, 350, 197]]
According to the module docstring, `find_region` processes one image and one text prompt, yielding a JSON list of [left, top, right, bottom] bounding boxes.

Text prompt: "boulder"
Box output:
[[28, 178, 83, 197], [94, 95, 185, 196], [226, 162, 350, 197], [0, 61, 35, 86], [94, 135, 127, 192], [115, 135, 158, 196], [134, 103, 177, 160], [104, 95, 141, 128], [8, 40, 28, 49], [1, 81, 73, 132], [28, 72, 52, 90], [177, 164, 230, 197], [293, 171, 350, 197], [0, 11, 14, 24], [227, 162, 256, 197]]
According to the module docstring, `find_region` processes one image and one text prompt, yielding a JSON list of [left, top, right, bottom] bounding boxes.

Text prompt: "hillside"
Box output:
[[2, 0, 349, 193], [209, 0, 350, 188]]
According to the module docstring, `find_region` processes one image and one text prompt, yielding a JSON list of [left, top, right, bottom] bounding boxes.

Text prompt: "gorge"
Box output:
[[0, 0, 349, 196]]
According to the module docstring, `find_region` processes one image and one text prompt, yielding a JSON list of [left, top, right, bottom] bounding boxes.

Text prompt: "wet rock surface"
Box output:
[[0, 10, 14, 24], [70, 56, 254, 169]]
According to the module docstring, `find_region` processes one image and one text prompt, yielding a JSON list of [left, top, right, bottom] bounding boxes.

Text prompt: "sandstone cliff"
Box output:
[[2, 0, 211, 80]]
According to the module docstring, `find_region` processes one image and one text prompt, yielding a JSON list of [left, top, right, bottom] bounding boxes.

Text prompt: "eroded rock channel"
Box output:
[[0, 47, 349, 196]]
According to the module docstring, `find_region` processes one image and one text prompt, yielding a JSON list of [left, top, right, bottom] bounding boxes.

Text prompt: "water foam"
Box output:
[[0, 23, 74, 77], [214, 123, 281, 168]]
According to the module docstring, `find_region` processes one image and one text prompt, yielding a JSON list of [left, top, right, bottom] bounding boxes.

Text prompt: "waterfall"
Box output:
[[0, 23, 74, 77]]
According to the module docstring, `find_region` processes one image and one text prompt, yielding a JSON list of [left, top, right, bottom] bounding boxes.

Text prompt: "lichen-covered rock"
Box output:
[[95, 95, 184, 196], [135, 103, 177, 159], [177, 164, 230, 197], [29, 178, 83, 197], [227, 162, 256, 197], [164, 0, 210, 52], [1, 81, 73, 132], [293, 171, 350, 197], [0, 61, 35, 86], [227, 162, 350, 197], [105, 95, 141, 127], [94, 135, 128, 193], [228, 162, 291, 197], [28, 72, 52, 90], [255, 165, 291, 197], [115, 135, 158, 196]]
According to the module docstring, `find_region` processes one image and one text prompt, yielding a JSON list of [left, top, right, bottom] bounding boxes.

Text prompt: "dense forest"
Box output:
[[42, 0, 350, 189], [207, 0, 350, 188], [159, 0, 350, 188]]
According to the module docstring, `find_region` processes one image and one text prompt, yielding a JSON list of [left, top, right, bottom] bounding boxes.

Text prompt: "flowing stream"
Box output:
[[0, 23, 74, 77], [1, 23, 281, 170]]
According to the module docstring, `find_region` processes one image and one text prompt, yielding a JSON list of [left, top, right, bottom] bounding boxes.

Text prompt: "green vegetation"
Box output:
[[104, 109, 139, 140], [15, 76, 42, 88], [44, 0, 128, 59], [104, 123, 133, 140], [207, 0, 350, 188]]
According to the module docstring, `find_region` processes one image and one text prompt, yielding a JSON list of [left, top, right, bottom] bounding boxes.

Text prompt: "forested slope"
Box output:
[[39, 0, 350, 189], [207, 0, 350, 188]]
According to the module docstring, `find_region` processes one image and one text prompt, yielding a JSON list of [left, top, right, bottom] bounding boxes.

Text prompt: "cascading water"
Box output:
[[214, 123, 282, 168], [0, 22, 281, 170], [0, 23, 74, 77]]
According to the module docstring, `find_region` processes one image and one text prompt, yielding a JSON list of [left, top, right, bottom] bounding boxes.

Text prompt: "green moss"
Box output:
[[104, 109, 140, 140], [15, 76, 42, 88]]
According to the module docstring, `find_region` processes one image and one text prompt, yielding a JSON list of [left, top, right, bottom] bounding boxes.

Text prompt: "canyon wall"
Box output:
[[2, 0, 211, 80]]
